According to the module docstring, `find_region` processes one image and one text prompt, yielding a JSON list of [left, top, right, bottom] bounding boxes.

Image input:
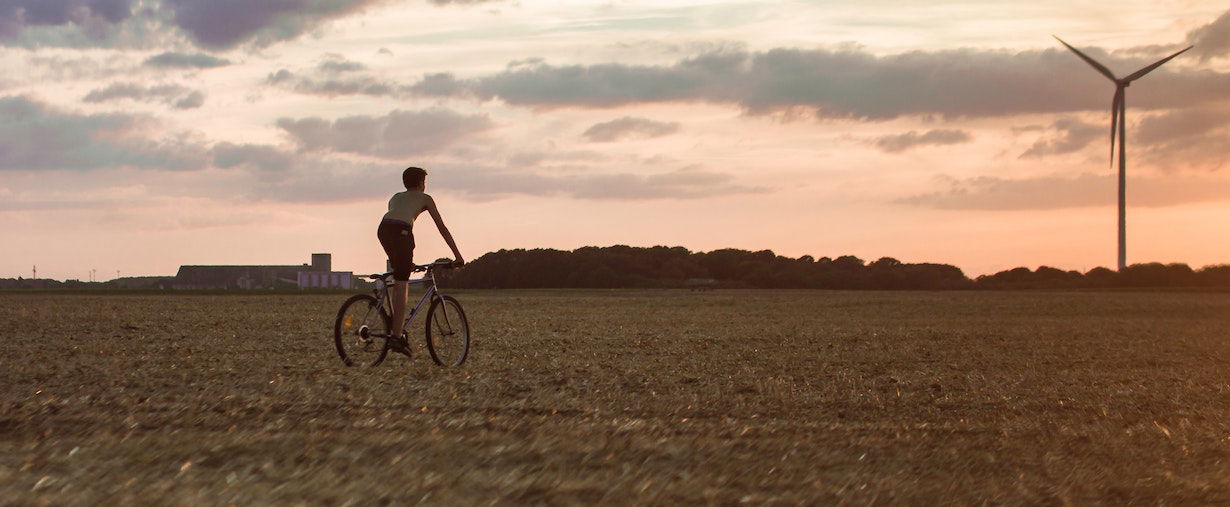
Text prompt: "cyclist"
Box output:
[[377, 166, 464, 355]]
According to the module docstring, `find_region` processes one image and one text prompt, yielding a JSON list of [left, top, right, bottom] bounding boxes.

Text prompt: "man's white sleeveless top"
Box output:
[[383, 191, 429, 225]]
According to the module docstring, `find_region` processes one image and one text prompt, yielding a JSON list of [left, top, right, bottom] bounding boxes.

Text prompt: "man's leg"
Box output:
[[389, 280, 409, 339]]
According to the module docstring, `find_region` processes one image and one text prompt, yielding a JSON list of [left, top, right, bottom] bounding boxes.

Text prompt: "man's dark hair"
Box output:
[[402, 166, 427, 189]]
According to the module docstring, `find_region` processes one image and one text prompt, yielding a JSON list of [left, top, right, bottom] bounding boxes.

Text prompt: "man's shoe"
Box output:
[[388, 333, 412, 357]]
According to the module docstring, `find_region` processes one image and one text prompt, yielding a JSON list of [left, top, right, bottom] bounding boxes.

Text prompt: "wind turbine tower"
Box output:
[[1053, 36, 1192, 271]]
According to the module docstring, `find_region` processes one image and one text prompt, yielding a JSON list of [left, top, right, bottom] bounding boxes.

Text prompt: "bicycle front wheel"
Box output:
[[334, 294, 391, 367], [425, 295, 470, 367]]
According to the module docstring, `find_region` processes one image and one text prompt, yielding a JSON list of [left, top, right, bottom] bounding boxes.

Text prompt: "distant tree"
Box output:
[[1119, 263, 1195, 287], [1084, 267, 1118, 287], [1196, 265, 1230, 286], [447, 245, 1229, 290], [833, 255, 865, 270]]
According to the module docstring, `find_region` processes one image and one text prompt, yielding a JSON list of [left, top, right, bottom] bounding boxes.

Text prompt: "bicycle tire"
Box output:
[[334, 294, 392, 367], [424, 295, 470, 367]]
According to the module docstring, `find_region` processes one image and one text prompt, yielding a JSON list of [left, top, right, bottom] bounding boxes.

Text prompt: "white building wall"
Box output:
[[298, 271, 353, 289]]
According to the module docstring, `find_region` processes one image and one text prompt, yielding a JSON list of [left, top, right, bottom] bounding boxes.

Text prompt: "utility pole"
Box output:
[[33, 265, 37, 279]]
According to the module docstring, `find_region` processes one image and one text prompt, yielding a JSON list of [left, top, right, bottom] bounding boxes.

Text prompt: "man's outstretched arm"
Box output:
[[425, 195, 464, 264]]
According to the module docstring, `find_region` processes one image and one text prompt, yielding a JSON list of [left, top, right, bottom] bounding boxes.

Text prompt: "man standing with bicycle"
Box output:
[[378, 167, 464, 355]]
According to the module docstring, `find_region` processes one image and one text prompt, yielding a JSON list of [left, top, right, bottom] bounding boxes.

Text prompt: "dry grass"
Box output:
[[2, 290, 1229, 504]]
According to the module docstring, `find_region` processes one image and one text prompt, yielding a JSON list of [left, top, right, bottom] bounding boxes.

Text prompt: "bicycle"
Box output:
[[332, 259, 470, 367]]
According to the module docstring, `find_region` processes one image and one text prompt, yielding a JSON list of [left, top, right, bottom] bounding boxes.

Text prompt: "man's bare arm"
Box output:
[[425, 195, 464, 264]]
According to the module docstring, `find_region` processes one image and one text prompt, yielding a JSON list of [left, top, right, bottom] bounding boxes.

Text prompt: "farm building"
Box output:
[[173, 253, 353, 290]]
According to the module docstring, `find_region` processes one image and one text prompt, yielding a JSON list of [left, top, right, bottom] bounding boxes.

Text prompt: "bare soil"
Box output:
[[2, 290, 1229, 504]]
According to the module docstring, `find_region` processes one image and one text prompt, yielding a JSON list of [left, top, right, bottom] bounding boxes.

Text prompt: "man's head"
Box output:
[[402, 166, 427, 190]]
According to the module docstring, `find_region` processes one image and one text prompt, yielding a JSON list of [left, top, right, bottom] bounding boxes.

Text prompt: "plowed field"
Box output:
[[3, 290, 1229, 504]]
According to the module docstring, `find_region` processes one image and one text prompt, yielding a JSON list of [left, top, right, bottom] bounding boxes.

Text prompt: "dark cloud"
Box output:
[[143, 51, 230, 68], [408, 45, 1229, 119], [0, 0, 132, 41], [0, 95, 205, 171], [582, 116, 680, 142], [266, 68, 404, 97], [872, 129, 971, 153], [1137, 104, 1230, 147], [212, 142, 296, 172], [1187, 9, 1230, 61], [1019, 118, 1101, 158], [173, 90, 204, 109], [2, 0, 499, 49], [318, 58, 366, 73], [276, 108, 493, 158], [1136, 105, 1230, 170], [900, 173, 1230, 210], [159, 0, 388, 50], [82, 82, 205, 109], [407, 72, 464, 97]]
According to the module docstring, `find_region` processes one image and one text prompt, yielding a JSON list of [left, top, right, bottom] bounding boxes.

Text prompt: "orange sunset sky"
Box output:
[[1, 0, 1228, 280]]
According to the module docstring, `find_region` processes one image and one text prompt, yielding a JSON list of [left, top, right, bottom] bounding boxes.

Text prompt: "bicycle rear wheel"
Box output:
[[334, 294, 391, 367], [425, 295, 469, 367]]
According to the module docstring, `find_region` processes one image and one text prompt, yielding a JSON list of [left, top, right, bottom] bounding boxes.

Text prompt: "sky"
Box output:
[[1, 0, 1229, 281]]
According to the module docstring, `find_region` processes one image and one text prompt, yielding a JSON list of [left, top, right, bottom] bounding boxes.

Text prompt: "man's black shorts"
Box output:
[[377, 219, 414, 281]]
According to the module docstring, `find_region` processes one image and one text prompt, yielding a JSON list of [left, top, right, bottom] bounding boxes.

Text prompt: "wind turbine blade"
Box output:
[[1123, 46, 1194, 83], [1054, 35, 1118, 81], [1109, 87, 1121, 169]]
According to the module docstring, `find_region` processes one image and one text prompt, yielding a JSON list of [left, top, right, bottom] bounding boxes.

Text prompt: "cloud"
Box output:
[[430, 164, 767, 202], [407, 45, 1230, 120], [143, 51, 230, 68], [582, 116, 680, 142], [27, 54, 134, 80], [173, 90, 204, 109], [900, 173, 1230, 210], [276, 108, 494, 158], [1019, 118, 1101, 159], [266, 67, 404, 97], [872, 129, 971, 153], [0, 95, 206, 171], [82, 82, 206, 109], [318, 58, 366, 73], [1136, 105, 1230, 170], [407, 72, 465, 97], [1, 0, 498, 49], [211, 142, 296, 172], [0, 0, 132, 42], [1187, 9, 1230, 61], [159, 0, 389, 50], [0, 97, 759, 205]]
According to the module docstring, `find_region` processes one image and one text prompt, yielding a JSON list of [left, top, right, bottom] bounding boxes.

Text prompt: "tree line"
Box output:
[[445, 245, 1230, 290], [5, 247, 1226, 290]]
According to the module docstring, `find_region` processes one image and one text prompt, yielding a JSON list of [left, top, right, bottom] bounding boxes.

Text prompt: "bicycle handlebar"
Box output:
[[366, 259, 462, 279]]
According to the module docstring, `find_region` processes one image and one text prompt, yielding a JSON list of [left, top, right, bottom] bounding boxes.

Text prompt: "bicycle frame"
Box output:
[[367, 265, 451, 337]]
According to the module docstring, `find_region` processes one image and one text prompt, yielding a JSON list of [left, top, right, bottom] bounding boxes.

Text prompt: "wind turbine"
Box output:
[[1053, 36, 1192, 271]]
